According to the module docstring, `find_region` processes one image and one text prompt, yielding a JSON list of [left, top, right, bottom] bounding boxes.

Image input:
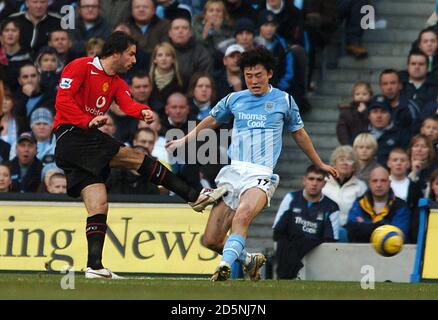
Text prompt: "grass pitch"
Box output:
[[0, 273, 437, 300]]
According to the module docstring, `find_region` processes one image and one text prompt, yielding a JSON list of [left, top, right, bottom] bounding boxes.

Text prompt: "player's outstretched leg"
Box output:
[[82, 184, 122, 279], [137, 154, 227, 211]]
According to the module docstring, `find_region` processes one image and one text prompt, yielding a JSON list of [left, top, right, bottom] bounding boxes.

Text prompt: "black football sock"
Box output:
[[137, 155, 201, 202], [86, 214, 107, 270]]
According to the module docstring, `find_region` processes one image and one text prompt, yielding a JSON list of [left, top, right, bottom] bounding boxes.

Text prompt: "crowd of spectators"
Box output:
[[1, 0, 368, 196]]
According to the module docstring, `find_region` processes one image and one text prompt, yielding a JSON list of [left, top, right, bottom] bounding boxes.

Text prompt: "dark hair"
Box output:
[[19, 63, 38, 76], [239, 46, 276, 73], [379, 69, 400, 83], [187, 72, 217, 104], [305, 165, 327, 178], [408, 49, 428, 64], [100, 31, 138, 59], [417, 27, 438, 44], [131, 70, 150, 80], [0, 17, 21, 34], [422, 114, 438, 125]]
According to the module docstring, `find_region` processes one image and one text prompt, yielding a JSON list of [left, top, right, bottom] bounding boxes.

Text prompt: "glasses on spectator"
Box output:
[[80, 5, 99, 9], [337, 158, 354, 165]]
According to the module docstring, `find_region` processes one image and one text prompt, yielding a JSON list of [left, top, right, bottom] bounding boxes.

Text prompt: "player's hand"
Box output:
[[142, 109, 155, 124], [165, 138, 185, 152], [88, 115, 109, 129], [319, 163, 339, 179]]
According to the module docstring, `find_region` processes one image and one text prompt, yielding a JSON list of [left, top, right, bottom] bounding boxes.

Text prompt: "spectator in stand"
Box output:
[[127, 0, 170, 54], [224, 0, 257, 26], [346, 166, 410, 243], [407, 134, 438, 192], [213, 43, 244, 100], [156, 0, 192, 21], [353, 133, 379, 183], [10, 0, 61, 55], [421, 100, 438, 120], [161, 92, 202, 189], [0, 1, 17, 21], [0, 18, 33, 92], [428, 169, 438, 205], [9, 131, 42, 192], [258, 0, 304, 47], [380, 69, 421, 135], [148, 42, 184, 117], [420, 116, 438, 154], [46, 171, 67, 194], [0, 163, 12, 192], [273, 165, 340, 279], [187, 72, 217, 121], [131, 71, 153, 106], [302, 0, 338, 90], [0, 139, 10, 163], [34, 46, 61, 90], [412, 27, 438, 76], [322, 145, 367, 242], [99, 0, 130, 29], [192, 0, 234, 69], [168, 14, 213, 90], [133, 127, 157, 156], [399, 50, 438, 112], [137, 114, 170, 165], [30, 107, 56, 165], [387, 147, 423, 243], [336, 0, 369, 59], [14, 64, 56, 127], [70, 0, 111, 55], [336, 81, 372, 145], [367, 95, 411, 166], [257, 10, 294, 97], [85, 37, 105, 57], [48, 29, 78, 67], [1, 87, 26, 151]]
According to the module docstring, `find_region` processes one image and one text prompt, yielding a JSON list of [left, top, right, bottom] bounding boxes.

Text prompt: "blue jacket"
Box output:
[[346, 190, 410, 243]]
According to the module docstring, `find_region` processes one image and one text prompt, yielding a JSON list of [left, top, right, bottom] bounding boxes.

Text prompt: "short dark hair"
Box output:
[[131, 70, 150, 81], [0, 17, 20, 34], [305, 165, 327, 178], [379, 69, 400, 83], [239, 46, 276, 73], [408, 49, 428, 64], [134, 127, 157, 141], [417, 27, 438, 44], [49, 29, 70, 41], [100, 31, 138, 59]]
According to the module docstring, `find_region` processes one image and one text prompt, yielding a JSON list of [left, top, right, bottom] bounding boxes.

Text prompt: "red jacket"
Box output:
[[54, 56, 150, 129]]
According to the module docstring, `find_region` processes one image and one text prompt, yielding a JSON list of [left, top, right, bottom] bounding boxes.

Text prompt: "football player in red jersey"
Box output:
[[54, 32, 227, 279]]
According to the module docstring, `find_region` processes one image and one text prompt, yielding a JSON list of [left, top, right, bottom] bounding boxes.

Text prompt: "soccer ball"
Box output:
[[370, 225, 404, 257]]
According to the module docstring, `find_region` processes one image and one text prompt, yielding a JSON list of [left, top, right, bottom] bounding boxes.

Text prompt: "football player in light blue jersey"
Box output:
[[166, 47, 338, 281]]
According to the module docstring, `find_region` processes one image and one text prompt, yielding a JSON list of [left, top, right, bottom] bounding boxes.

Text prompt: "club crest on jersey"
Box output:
[[102, 82, 109, 92], [264, 102, 274, 112], [59, 78, 73, 89]]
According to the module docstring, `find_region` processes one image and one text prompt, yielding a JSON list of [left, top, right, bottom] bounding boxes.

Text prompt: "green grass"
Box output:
[[0, 273, 437, 300]]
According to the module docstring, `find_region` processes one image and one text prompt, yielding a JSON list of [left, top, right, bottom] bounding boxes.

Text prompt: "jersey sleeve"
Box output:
[[209, 94, 234, 124], [114, 80, 151, 120], [285, 94, 304, 133], [56, 59, 92, 128]]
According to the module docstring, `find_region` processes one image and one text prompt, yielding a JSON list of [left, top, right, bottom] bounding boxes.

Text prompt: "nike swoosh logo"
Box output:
[[91, 71, 99, 75], [87, 271, 112, 278]]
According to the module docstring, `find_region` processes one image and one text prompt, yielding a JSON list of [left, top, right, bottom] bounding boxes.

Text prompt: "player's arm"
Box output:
[[291, 128, 338, 178], [165, 115, 220, 151], [56, 59, 94, 128], [114, 81, 153, 123]]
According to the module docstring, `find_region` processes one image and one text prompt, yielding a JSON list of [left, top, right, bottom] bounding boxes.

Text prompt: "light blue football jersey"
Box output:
[[210, 86, 304, 168]]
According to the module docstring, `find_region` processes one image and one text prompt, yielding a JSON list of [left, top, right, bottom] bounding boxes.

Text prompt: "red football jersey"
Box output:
[[53, 56, 150, 129]]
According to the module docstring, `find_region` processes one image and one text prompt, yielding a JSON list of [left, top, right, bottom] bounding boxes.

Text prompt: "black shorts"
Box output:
[[54, 125, 122, 198]]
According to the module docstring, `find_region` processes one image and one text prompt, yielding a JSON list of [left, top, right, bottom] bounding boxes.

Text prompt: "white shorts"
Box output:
[[215, 160, 280, 210]]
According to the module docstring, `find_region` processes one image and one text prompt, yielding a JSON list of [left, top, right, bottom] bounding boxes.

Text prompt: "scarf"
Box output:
[[358, 191, 395, 223], [154, 68, 175, 91]]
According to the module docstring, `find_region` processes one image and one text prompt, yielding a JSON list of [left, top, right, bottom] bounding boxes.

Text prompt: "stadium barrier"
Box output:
[[0, 194, 220, 276]]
